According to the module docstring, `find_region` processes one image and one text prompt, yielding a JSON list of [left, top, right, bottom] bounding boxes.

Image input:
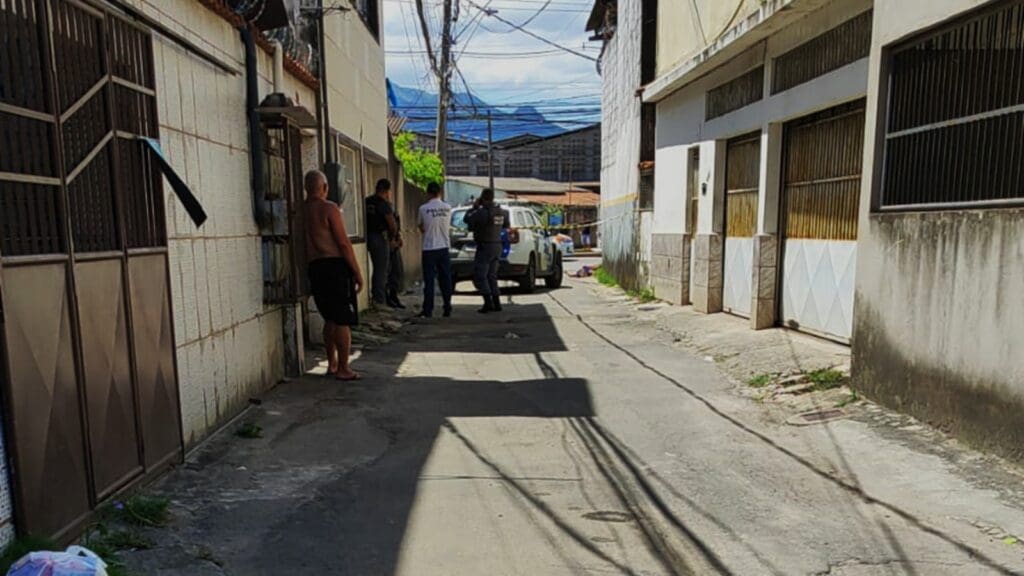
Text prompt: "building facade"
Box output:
[[412, 124, 602, 183], [641, 0, 871, 343], [600, 0, 1024, 460]]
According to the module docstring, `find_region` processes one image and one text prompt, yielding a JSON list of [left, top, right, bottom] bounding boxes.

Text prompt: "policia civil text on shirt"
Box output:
[[464, 188, 510, 314]]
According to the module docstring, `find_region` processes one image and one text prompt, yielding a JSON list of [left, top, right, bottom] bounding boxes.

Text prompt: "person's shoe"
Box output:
[[418, 311, 432, 319], [478, 300, 495, 314], [492, 295, 502, 312], [443, 306, 452, 318], [386, 290, 406, 309]]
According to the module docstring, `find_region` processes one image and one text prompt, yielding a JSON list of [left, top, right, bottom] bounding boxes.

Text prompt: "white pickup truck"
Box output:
[[449, 202, 564, 292]]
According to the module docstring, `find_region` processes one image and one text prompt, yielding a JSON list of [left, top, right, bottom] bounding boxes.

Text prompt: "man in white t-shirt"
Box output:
[[417, 182, 454, 318]]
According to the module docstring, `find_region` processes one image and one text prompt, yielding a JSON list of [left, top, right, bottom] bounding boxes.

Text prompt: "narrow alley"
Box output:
[[121, 267, 1024, 575]]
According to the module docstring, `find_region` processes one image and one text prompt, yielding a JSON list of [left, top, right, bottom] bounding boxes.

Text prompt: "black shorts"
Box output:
[[308, 257, 359, 326]]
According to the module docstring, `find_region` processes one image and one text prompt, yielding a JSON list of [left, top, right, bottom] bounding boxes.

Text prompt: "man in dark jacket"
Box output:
[[464, 188, 509, 313], [365, 179, 398, 307]]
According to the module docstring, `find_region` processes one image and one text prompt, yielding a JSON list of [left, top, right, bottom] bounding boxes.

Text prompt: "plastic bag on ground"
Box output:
[[6, 545, 108, 576]]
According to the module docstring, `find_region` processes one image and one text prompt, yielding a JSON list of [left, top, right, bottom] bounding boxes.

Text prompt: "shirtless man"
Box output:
[[305, 169, 364, 380]]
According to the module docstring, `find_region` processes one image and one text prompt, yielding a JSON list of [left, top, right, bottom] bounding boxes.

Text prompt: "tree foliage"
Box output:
[[394, 132, 444, 190]]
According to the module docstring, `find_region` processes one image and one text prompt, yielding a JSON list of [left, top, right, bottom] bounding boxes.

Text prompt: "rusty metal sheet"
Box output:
[[127, 254, 181, 469], [75, 259, 142, 497], [1, 262, 91, 537]]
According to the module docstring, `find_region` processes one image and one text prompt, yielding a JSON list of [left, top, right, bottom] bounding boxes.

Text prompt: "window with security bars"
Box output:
[[772, 11, 872, 95], [0, 3, 163, 257], [880, 0, 1024, 209], [639, 167, 654, 211], [706, 67, 764, 121]]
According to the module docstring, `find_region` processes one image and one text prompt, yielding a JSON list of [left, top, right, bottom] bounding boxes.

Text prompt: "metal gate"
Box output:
[[779, 101, 865, 341], [722, 133, 760, 317], [0, 0, 181, 539]]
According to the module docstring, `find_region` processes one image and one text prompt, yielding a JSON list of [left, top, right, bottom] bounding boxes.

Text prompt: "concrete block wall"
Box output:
[[139, 0, 317, 447], [691, 233, 723, 314], [749, 234, 779, 329], [650, 234, 690, 305]]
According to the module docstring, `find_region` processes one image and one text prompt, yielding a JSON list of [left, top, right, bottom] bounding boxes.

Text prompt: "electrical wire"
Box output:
[[465, 0, 597, 61]]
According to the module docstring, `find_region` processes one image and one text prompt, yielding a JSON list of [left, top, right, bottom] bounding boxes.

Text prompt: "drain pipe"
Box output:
[[272, 40, 284, 94], [242, 27, 268, 229]]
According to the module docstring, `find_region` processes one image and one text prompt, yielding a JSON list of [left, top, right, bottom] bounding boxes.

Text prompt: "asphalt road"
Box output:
[[124, 270, 1024, 575]]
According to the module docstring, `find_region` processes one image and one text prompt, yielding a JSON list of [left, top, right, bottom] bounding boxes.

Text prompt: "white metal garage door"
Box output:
[[723, 133, 760, 318], [780, 102, 865, 341]]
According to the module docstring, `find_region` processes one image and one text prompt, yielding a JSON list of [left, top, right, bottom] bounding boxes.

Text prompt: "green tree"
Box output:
[[394, 132, 444, 190]]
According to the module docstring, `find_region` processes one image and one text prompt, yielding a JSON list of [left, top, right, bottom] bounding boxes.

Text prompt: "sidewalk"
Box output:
[[582, 278, 1024, 546]]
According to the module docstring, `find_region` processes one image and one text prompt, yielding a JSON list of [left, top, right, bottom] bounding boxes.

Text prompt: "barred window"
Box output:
[[706, 67, 764, 121], [880, 0, 1024, 209], [639, 166, 654, 211], [772, 11, 872, 95]]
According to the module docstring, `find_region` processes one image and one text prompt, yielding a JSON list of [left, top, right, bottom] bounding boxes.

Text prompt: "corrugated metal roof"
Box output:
[[511, 192, 600, 207]]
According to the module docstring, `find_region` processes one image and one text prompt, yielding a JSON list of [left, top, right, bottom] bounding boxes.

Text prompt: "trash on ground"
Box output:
[[7, 546, 108, 576], [573, 264, 601, 278]]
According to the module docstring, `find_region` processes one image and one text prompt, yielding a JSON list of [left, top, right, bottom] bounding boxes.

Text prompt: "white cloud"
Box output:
[[383, 0, 602, 105]]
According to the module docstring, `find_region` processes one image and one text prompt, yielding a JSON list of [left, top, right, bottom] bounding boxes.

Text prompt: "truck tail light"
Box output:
[[509, 228, 521, 244]]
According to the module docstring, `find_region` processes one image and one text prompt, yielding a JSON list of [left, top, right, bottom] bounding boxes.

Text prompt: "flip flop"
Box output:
[[335, 372, 363, 382]]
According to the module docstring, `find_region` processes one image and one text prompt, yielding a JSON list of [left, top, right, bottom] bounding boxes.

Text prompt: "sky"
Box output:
[[381, 0, 602, 112]]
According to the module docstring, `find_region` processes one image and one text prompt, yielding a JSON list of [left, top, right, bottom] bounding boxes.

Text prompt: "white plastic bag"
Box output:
[[6, 545, 108, 576]]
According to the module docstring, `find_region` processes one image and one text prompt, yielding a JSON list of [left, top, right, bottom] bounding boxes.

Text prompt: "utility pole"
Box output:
[[487, 110, 494, 191], [414, 0, 456, 169]]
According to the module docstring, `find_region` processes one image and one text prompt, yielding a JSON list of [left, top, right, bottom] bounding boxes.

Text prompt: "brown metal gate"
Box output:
[[779, 100, 865, 340], [0, 0, 182, 539]]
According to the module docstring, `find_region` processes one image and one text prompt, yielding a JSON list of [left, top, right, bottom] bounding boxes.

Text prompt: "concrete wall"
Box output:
[[136, 0, 318, 447], [657, 0, 762, 77], [598, 0, 645, 290], [852, 0, 1024, 461]]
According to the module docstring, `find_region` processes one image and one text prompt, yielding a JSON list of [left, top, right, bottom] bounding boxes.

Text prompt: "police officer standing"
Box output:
[[464, 188, 510, 313]]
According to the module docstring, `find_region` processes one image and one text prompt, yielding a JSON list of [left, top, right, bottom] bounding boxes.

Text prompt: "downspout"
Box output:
[[317, 0, 332, 165], [242, 27, 268, 229]]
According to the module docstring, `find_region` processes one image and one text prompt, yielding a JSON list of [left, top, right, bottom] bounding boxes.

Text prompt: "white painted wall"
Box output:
[[137, 0, 318, 446], [323, 10, 388, 160], [598, 0, 645, 288]]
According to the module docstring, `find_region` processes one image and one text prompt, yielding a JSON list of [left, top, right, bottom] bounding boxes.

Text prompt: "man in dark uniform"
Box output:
[[365, 178, 398, 307], [464, 188, 509, 314]]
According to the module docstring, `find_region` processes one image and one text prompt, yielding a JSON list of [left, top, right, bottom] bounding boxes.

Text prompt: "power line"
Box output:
[[464, 0, 597, 61]]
